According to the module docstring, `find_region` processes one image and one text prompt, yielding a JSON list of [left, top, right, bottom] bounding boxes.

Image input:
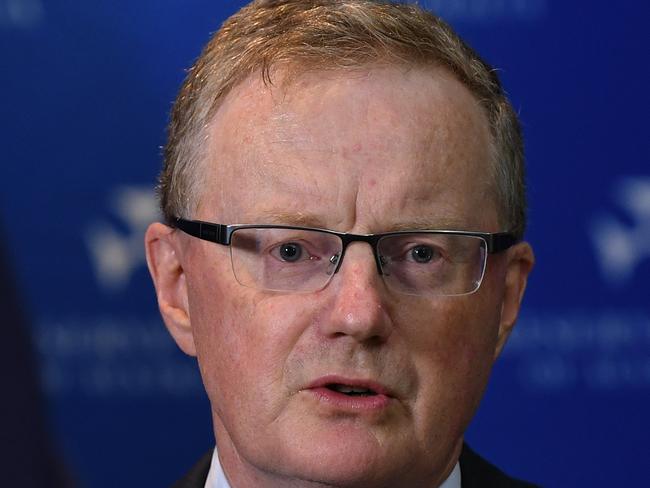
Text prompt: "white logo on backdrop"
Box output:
[[0, 0, 44, 28], [590, 177, 650, 286], [505, 310, 650, 390], [85, 185, 159, 291]]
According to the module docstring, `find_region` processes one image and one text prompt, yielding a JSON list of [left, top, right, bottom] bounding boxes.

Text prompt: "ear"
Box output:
[[494, 242, 534, 359], [145, 222, 197, 356]]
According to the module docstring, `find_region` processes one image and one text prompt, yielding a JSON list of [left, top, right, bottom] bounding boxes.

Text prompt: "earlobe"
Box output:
[[494, 242, 534, 359], [145, 222, 197, 357]]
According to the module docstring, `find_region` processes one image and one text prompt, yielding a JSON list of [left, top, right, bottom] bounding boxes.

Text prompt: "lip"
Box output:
[[304, 375, 394, 411]]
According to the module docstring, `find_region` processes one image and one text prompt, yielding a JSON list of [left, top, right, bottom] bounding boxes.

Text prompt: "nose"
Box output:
[[319, 242, 393, 344]]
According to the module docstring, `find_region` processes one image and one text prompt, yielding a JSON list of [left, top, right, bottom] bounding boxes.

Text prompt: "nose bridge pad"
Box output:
[[330, 237, 384, 276], [328, 252, 342, 275]]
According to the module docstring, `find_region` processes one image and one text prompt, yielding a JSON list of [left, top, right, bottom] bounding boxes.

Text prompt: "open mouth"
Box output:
[[325, 383, 378, 396]]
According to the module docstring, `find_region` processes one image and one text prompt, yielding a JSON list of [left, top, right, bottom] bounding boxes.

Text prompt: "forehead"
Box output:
[[199, 66, 497, 231]]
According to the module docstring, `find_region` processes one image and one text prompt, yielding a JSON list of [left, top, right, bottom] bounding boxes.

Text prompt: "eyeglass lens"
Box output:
[[378, 233, 487, 296], [229, 228, 487, 296]]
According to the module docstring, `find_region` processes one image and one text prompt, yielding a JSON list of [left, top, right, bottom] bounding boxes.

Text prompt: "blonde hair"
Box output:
[[159, 0, 526, 238]]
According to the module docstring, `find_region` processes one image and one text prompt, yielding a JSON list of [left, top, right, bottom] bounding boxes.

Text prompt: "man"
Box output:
[[145, 1, 535, 486]]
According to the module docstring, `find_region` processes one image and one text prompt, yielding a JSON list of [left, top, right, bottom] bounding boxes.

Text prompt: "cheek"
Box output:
[[405, 295, 499, 361], [402, 295, 501, 423], [190, 273, 314, 408]]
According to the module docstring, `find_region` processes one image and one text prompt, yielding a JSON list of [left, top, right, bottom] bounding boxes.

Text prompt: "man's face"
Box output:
[[149, 66, 532, 487]]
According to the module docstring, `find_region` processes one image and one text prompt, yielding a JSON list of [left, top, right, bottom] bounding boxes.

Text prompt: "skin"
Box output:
[[146, 66, 534, 487]]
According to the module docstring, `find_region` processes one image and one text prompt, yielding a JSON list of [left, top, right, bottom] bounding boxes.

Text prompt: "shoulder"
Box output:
[[459, 444, 539, 488], [171, 449, 213, 488]]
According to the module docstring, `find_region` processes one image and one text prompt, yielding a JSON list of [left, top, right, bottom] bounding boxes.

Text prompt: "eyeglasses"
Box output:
[[173, 218, 518, 297]]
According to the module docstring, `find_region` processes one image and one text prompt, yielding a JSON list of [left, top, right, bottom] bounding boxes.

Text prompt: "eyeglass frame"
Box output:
[[173, 217, 519, 294]]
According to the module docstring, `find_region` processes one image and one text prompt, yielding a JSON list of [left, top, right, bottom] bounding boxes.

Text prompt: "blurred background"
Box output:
[[1, 0, 648, 486]]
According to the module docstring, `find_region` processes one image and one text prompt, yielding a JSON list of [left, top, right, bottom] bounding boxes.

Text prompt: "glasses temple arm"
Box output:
[[486, 233, 519, 253], [174, 218, 229, 244]]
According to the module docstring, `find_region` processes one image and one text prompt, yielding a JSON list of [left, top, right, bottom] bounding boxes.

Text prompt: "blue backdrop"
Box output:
[[1, 0, 648, 486]]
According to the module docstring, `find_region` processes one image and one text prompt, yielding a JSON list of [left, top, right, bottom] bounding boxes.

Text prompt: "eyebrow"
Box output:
[[254, 211, 330, 229], [247, 212, 468, 232], [387, 218, 469, 231]]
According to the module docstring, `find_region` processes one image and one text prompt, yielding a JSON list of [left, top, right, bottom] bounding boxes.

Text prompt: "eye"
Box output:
[[278, 242, 303, 262], [410, 244, 437, 263]]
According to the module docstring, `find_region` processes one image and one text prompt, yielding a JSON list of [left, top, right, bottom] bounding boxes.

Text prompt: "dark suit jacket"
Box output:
[[172, 444, 538, 487]]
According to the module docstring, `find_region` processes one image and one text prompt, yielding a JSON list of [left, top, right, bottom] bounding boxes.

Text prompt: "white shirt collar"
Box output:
[[204, 447, 230, 488], [204, 447, 461, 488], [440, 461, 461, 488]]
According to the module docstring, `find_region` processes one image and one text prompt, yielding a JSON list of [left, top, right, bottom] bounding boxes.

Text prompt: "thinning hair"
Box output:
[[159, 0, 527, 238]]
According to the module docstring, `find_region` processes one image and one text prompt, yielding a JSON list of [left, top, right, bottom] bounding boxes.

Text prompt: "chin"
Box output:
[[280, 454, 399, 487], [263, 423, 422, 487]]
